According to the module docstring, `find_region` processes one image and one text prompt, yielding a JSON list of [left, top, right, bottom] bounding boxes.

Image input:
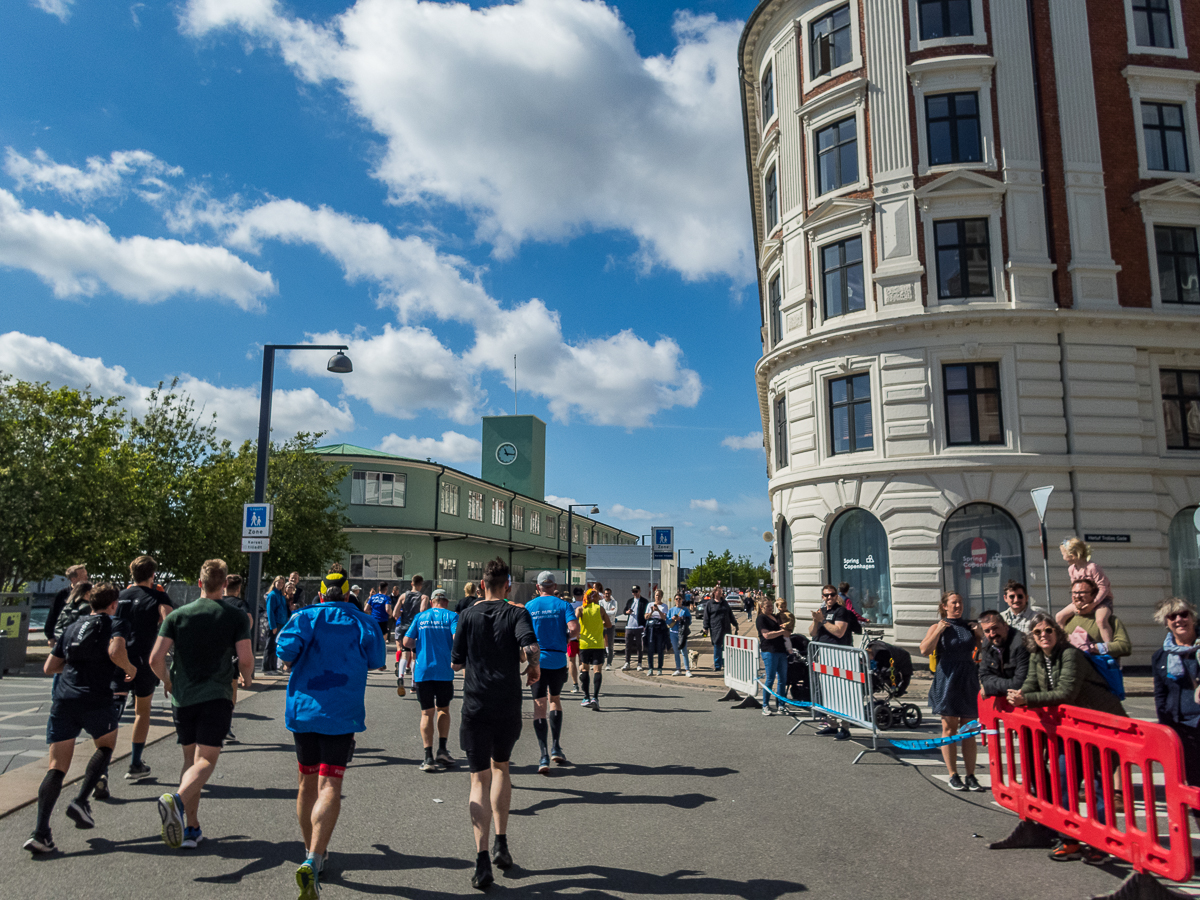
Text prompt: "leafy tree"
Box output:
[[686, 549, 772, 594]]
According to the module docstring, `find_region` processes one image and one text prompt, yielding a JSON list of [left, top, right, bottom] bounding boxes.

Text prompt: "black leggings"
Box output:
[[646, 625, 668, 669]]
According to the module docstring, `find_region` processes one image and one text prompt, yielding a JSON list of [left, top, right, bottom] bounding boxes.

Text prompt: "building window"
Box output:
[[926, 93, 982, 165], [1169, 506, 1200, 602], [1156, 226, 1200, 305], [811, 4, 852, 78], [919, 0, 972, 40], [512, 504, 524, 531], [769, 274, 782, 348], [491, 497, 506, 527], [350, 554, 404, 581], [466, 560, 484, 582], [530, 510, 541, 535], [1143, 102, 1190, 171], [572, 523, 580, 543], [828, 508, 892, 627], [351, 470, 406, 506], [821, 236, 865, 320], [547, 516, 557, 540], [935, 218, 993, 299], [1162, 369, 1200, 449], [764, 166, 779, 232], [944, 363, 1003, 445], [774, 393, 788, 468], [761, 65, 775, 124], [1133, 0, 1175, 48], [467, 490, 484, 521], [439, 558, 458, 581], [816, 117, 858, 195], [829, 373, 872, 455], [440, 482, 459, 516]]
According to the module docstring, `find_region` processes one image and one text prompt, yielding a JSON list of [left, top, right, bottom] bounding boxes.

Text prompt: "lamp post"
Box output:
[[565, 503, 599, 588], [676, 549, 693, 594], [248, 344, 353, 647]]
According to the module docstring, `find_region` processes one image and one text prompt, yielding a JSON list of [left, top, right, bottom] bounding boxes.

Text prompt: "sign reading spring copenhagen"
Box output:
[[243, 503, 273, 538], [841, 554, 876, 571], [652, 526, 674, 560], [1084, 534, 1131, 543]]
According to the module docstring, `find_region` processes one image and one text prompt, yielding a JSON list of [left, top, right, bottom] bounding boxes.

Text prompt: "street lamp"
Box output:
[[565, 503, 599, 588], [248, 343, 353, 645], [676, 548, 693, 598]]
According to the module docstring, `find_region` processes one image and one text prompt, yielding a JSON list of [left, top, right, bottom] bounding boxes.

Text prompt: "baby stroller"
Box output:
[[785, 633, 811, 703], [862, 629, 921, 730]]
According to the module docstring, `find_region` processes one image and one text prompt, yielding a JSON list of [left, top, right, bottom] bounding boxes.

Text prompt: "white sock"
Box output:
[[398, 659, 409, 679]]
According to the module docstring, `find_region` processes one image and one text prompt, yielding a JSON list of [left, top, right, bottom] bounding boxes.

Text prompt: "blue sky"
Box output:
[[0, 0, 771, 567]]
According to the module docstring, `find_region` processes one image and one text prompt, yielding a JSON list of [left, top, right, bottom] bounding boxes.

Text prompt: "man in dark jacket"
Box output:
[[978, 609, 1029, 697], [702, 589, 739, 671]]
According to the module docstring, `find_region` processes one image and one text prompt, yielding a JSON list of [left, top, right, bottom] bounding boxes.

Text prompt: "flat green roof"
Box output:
[[312, 443, 418, 461]]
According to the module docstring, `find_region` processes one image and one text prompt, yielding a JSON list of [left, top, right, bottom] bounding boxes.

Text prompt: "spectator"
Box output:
[[919, 591, 984, 792], [667, 594, 692, 677], [600, 588, 618, 670], [456, 581, 479, 615], [838, 582, 868, 623], [45, 564, 88, 646], [757, 597, 788, 716], [349, 584, 363, 608], [1007, 612, 1125, 864], [1000, 580, 1044, 635], [774, 597, 795, 654], [1056, 538, 1115, 645], [288, 572, 305, 609], [1152, 597, 1200, 819], [621, 586, 649, 671], [808, 585, 856, 739], [1061, 578, 1131, 661], [978, 609, 1029, 697], [644, 589, 670, 676], [262, 576, 288, 674], [702, 589, 739, 672], [283, 582, 298, 617]]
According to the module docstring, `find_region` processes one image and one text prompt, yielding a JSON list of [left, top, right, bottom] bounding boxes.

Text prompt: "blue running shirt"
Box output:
[[366, 593, 391, 623], [525, 595, 576, 670], [406, 607, 458, 682]]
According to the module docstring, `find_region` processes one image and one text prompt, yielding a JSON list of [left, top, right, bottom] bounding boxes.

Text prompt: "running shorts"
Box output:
[[415, 680, 454, 710], [293, 731, 356, 778], [566, 639, 580, 658], [459, 715, 522, 773], [579, 648, 606, 666], [173, 698, 234, 748], [46, 698, 117, 744], [530, 665, 568, 700], [110, 660, 159, 698]]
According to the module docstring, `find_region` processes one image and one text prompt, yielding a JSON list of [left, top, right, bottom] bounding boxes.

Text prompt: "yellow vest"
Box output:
[[578, 603, 607, 649]]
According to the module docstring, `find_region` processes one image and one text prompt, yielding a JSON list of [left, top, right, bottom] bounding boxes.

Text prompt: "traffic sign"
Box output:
[[1030, 486, 1054, 522], [652, 526, 673, 560], [241, 536, 270, 553], [243, 503, 273, 537]]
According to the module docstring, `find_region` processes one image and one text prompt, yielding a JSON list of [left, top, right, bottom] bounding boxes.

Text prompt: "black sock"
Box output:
[[533, 718, 548, 754], [549, 709, 562, 743], [593, 672, 602, 698], [36, 769, 65, 835], [495, 833, 507, 850], [131, 742, 144, 767], [580, 671, 590, 699], [476, 850, 491, 870], [424, 746, 434, 761], [76, 746, 113, 803], [438, 737, 447, 752]]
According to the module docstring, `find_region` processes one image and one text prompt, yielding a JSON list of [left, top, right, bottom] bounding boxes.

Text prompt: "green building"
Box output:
[[315, 416, 637, 597]]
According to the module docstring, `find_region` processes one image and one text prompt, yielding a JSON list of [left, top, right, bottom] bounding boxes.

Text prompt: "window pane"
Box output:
[[394, 474, 405, 507], [955, 93, 977, 116], [851, 373, 870, 398], [1165, 399, 1184, 447], [832, 406, 850, 454], [830, 377, 847, 404], [1161, 246, 1180, 302], [947, 394, 973, 443], [841, 139, 858, 184], [365, 472, 380, 505], [1162, 371, 1180, 395], [1156, 225, 1175, 253], [976, 393, 1003, 443], [846, 260, 865, 312], [1152, 11, 1173, 47], [819, 148, 837, 194], [1182, 371, 1200, 395], [927, 95, 949, 118], [1188, 401, 1200, 446], [974, 363, 999, 390], [1181, 254, 1200, 304], [957, 117, 981, 162], [919, 0, 944, 39], [964, 218, 989, 244], [948, 0, 972, 35], [945, 365, 968, 391], [1164, 105, 1184, 127], [352, 471, 365, 505], [824, 269, 843, 319], [845, 236, 862, 263], [853, 401, 873, 450], [1134, 10, 1151, 46], [350, 555, 364, 578], [1166, 131, 1188, 171], [833, 27, 852, 67], [379, 472, 393, 505], [818, 125, 836, 151], [966, 247, 991, 295], [929, 121, 953, 165], [938, 248, 962, 297], [1143, 103, 1162, 126], [935, 221, 958, 246]]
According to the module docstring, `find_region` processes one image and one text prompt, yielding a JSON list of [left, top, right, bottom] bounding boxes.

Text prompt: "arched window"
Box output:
[[777, 519, 794, 607], [828, 508, 892, 626], [1169, 507, 1200, 604], [941, 502, 1026, 619]]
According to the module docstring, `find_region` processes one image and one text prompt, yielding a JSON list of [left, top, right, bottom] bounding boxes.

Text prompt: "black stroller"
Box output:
[[862, 630, 921, 730], [785, 633, 811, 703]]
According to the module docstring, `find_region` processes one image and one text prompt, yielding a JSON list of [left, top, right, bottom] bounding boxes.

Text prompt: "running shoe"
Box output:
[[420, 758, 438, 773], [814, 724, 838, 736], [671, 670, 682, 676], [435, 748, 455, 768], [23, 831, 56, 854], [1080, 845, 1110, 866], [157, 792, 185, 849], [685, 671, 694, 678], [181, 826, 204, 849], [66, 798, 95, 829], [963, 774, 986, 792], [619, 663, 629, 671], [835, 727, 851, 741], [605, 664, 612, 671], [226, 730, 238, 745], [471, 860, 494, 891], [550, 746, 569, 765], [396, 681, 407, 697], [125, 762, 152, 781], [590, 699, 600, 711], [491, 837, 513, 870], [947, 774, 966, 791], [762, 706, 773, 717], [296, 860, 321, 899], [580, 697, 591, 707], [537, 755, 550, 775], [1048, 841, 1082, 862], [92, 772, 110, 800], [636, 666, 643, 671], [647, 669, 656, 676]]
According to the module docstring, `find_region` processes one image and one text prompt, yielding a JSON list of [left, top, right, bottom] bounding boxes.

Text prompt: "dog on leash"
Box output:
[[688, 649, 701, 670]]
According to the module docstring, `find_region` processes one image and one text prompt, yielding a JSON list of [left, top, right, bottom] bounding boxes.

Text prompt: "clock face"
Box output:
[[496, 442, 519, 465]]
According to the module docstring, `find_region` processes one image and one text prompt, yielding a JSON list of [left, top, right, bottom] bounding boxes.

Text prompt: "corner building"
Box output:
[[740, 0, 1200, 662]]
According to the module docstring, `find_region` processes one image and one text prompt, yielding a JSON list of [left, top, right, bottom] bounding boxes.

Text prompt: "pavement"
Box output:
[[0, 637, 1191, 900]]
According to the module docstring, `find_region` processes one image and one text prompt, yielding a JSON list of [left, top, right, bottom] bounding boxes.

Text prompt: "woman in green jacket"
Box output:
[[1006, 612, 1126, 865]]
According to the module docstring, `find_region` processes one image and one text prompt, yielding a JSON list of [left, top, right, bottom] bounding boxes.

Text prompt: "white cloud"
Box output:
[[690, 498, 720, 512], [543, 495, 579, 512], [708, 525, 731, 536], [722, 432, 763, 451], [0, 189, 275, 309], [182, 0, 752, 281], [607, 503, 663, 522], [5, 148, 183, 203], [31, 0, 72, 22], [0, 331, 353, 441], [378, 430, 481, 464]]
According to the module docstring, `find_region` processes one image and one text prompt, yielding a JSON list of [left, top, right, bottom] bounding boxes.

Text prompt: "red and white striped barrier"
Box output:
[[723, 634, 760, 698]]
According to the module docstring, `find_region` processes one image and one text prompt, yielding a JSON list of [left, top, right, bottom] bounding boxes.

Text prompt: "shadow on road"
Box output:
[[510, 785, 717, 816], [498, 864, 806, 898], [565, 761, 738, 779]]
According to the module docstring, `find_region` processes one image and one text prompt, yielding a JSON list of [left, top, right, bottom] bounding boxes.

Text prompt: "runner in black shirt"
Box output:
[[451, 558, 539, 890], [44, 564, 88, 645], [24, 583, 136, 855]]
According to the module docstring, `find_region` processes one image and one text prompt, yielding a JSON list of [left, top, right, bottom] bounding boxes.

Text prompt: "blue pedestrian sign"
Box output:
[[652, 526, 673, 560], [243, 503, 273, 538]]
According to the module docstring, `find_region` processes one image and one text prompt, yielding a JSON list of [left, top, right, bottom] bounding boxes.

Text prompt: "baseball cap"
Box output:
[[351, 584, 361, 592], [431, 588, 448, 600], [536, 570, 556, 586]]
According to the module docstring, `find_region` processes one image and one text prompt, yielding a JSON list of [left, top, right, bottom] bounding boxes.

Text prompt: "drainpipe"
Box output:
[[1056, 331, 1083, 538], [433, 464, 445, 587]]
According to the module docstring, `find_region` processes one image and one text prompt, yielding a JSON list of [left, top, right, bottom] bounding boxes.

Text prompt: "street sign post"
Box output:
[[652, 527, 674, 560], [1030, 486, 1054, 607], [243, 503, 273, 538]]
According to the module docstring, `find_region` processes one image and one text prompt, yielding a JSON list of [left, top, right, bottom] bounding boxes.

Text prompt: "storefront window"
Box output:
[[829, 508, 892, 626], [1169, 507, 1200, 604], [941, 503, 1025, 618], [777, 519, 793, 607]]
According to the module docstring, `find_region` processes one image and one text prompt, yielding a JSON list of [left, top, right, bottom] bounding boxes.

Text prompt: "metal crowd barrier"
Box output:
[[979, 696, 1200, 888], [722, 634, 761, 706], [808, 641, 880, 763]]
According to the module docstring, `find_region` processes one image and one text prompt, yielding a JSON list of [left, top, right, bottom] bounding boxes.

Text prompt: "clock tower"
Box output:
[[481, 415, 546, 500]]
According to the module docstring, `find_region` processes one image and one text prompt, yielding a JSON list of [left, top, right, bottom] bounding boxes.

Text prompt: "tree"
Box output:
[[686, 549, 772, 593]]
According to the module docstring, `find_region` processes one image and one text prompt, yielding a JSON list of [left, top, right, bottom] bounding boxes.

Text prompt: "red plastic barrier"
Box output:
[[979, 696, 1200, 883]]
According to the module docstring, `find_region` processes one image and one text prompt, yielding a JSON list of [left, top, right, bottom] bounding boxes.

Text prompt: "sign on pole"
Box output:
[[1030, 486, 1054, 522], [652, 526, 674, 560], [1030, 486, 1054, 607], [243, 503, 273, 538], [241, 536, 270, 553]]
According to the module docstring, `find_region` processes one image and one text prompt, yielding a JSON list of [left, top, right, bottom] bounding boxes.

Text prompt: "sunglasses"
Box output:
[[1031, 627, 1055, 637], [1167, 611, 1193, 621], [822, 592, 836, 597]]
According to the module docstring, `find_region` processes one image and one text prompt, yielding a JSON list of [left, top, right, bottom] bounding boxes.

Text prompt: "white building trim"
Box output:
[[907, 0, 987, 52], [1122, 65, 1200, 181], [798, 0, 863, 95], [907, 54, 997, 177], [1133, 179, 1200, 313], [1122, 0, 1189, 60], [915, 171, 1008, 308]]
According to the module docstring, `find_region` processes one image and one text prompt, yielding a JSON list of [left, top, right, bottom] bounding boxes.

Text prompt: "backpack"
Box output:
[[55, 601, 90, 641], [66, 615, 112, 664], [1085, 652, 1126, 700]]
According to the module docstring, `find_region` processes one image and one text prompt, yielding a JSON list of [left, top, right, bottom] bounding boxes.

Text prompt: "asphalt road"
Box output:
[[0, 670, 1174, 899]]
